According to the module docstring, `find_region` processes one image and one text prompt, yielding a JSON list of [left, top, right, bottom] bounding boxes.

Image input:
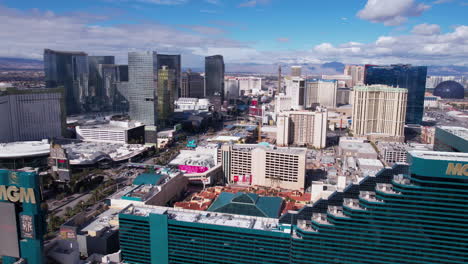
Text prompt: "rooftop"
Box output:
[[354, 84, 408, 92], [133, 173, 163, 186], [208, 192, 284, 218], [339, 141, 377, 155], [438, 126, 468, 141], [409, 150, 468, 162], [81, 208, 121, 234], [77, 121, 144, 131], [122, 205, 286, 232], [61, 141, 148, 165], [0, 140, 50, 158]]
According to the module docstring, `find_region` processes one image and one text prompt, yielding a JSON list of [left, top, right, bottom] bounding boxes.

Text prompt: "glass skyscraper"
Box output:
[[88, 56, 115, 110], [181, 70, 205, 98], [128, 51, 158, 144], [157, 66, 176, 127], [44, 49, 89, 114], [205, 55, 225, 99], [364, 64, 427, 125], [156, 54, 181, 99]]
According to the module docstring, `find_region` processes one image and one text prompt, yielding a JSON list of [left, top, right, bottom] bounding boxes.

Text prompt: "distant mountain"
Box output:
[[0, 57, 467, 76], [0, 57, 43, 70]]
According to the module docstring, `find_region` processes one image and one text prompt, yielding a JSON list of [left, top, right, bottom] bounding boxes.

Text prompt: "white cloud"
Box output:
[[357, 0, 430, 26], [0, 5, 466, 67], [411, 23, 441, 35], [204, 0, 220, 4], [238, 0, 270, 8], [0, 6, 243, 66]]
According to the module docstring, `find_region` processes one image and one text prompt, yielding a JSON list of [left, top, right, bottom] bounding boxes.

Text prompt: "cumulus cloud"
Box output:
[[308, 25, 468, 65], [0, 5, 467, 66], [0, 6, 244, 65], [357, 0, 430, 26], [411, 23, 441, 35]]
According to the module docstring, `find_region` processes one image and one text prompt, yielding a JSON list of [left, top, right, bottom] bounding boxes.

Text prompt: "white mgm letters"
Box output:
[[0, 186, 36, 204]]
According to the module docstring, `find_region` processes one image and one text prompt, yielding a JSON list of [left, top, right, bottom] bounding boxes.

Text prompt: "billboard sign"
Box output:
[[0, 202, 20, 258]]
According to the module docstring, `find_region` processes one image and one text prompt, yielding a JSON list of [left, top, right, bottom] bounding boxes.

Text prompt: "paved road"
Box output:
[[52, 193, 93, 217]]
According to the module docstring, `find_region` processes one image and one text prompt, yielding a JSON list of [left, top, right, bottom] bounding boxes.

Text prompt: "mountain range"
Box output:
[[0, 57, 467, 76]]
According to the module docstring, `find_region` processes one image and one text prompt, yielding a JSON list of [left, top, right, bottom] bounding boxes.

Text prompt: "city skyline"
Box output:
[[0, 0, 467, 67]]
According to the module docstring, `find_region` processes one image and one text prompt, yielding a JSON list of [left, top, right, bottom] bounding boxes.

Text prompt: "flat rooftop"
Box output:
[[409, 150, 468, 162], [122, 205, 286, 232], [78, 121, 143, 131], [62, 141, 148, 165], [0, 140, 50, 158], [231, 143, 307, 155], [81, 208, 121, 233], [438, 126, 468, 141], [339, 141, 377, 155]]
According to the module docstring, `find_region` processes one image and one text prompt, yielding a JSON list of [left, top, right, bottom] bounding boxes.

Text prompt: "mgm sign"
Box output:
[[0, 170, 45, 264]]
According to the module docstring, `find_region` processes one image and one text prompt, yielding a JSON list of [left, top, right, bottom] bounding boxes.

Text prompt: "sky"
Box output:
[[0, 0, 467, 67]]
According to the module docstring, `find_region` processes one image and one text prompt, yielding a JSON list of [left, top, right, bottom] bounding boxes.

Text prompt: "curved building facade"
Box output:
[[119, 151, 468, 264], [433, 80, 465, 99]]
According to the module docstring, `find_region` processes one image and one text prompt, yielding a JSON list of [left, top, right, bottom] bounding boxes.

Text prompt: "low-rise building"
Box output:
[[109, 168, 188, 209], [174, 97, 212, 112], [0, 140, 50, 170], [338, 137, 378, 159], [76, 121, 145, 144], [377, 142, 433, 165]]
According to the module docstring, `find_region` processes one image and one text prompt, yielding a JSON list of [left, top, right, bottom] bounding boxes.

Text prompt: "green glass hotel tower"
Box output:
[[119, 151, 468, 264]]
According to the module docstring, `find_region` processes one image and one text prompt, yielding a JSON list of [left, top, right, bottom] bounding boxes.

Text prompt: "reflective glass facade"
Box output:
[[205, 55, 225, 99], [44, 49, 89, 114], [128, 51, 158, 126], [364, 65, 427, 125], [157, 54, 181, 99], [120, 151, 468, 264]]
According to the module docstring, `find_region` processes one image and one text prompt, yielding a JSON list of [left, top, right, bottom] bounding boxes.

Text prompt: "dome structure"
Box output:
[[433, 81, 465, 99]]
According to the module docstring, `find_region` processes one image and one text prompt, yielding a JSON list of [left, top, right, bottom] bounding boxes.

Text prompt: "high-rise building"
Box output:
[[0, 87, 65, 143], [344, 65, 365, 87], [224, 77, 239, 101], [276, 108, 328, 148], [118, 150, 468, 264], [181, 70, 205, 98], [220, 144, 307, 190], [0, 169, 46, 264], [128, 51, 158, 144], [156, 54, 181, 99], [305, 79, 337, 109], [44, 49, 89, 114], [205, 55, 225, 99], [88, 56, 115, 97], [284, 77, 306, 110], [238, 77, 262, 95], [275, 94, 293, 113], [364, 64, 427, 124], [291, 65, 302, 77], [322, 74, 353, 88], [157, 66, 176, 127], [352, 85, 407, 142]]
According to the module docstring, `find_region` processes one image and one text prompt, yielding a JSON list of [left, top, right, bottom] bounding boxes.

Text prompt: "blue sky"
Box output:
[[0, 0, 467, 67]]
